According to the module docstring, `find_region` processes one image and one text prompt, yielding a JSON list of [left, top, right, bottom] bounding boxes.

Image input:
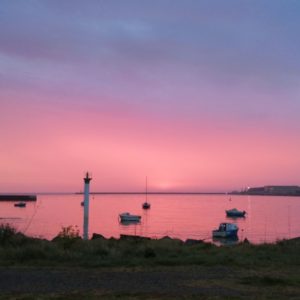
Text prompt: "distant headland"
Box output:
[[231, 185, 300, 196]]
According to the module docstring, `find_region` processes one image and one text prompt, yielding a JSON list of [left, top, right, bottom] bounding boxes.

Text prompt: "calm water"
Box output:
[[1, 194, 300, 244]]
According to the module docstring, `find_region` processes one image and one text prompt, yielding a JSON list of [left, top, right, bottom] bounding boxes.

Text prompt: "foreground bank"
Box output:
[[0, 225, 300, 299]]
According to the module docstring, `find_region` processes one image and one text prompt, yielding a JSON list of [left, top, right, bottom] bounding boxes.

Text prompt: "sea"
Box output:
[[1, 194, 299, 244]]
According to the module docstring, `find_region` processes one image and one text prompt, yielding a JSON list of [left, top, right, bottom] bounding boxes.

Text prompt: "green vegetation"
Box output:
[[0, 224, 299, 269], [0, 224, 299, 299]]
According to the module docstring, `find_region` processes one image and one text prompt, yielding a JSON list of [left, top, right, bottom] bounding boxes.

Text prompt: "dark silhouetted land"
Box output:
[[0, 225, 299, 299]]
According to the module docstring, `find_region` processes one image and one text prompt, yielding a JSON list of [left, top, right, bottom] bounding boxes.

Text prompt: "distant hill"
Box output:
[[231, 185, 300, 196]]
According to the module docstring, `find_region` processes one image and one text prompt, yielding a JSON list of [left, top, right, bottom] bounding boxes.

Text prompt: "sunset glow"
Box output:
[[1, 1, 300, 192]]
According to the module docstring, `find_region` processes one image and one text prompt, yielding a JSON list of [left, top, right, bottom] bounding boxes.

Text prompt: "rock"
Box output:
[[159, 236, 183, 244], [91, 233, 106, 240], [120, 235, 150, 241], [159, 236, 173, 240], [185, 239, 204, 245]]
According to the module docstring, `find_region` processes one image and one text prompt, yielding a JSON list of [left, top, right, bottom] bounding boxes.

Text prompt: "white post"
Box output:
[[83, 172, 92, 240]]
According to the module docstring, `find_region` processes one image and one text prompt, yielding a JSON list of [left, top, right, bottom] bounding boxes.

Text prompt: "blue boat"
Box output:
[[212, 223, 238, 238], [226, 208, 246, 217], [119, 212, 141, 222]]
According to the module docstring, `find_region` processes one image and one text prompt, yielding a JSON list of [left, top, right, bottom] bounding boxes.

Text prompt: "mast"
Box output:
[[146, 176, 148, 203], [142, 176, 150, 209]]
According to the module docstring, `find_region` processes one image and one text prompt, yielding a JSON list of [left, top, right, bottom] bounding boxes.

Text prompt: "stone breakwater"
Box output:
[[0, 194, 37, 201]]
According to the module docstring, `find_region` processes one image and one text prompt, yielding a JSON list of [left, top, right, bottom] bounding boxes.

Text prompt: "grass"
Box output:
[[0, 224, 300, 299], [0, 224, 299, 268]]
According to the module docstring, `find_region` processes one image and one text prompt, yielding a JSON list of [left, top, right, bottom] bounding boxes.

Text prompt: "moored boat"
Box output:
[[142, 176, 151, 209], [14, 202, 26, 207], [119, 212, 141, 222], [226, 208, 246, 217], [212, 223, 238, 238], [142, 202, 150, 209]]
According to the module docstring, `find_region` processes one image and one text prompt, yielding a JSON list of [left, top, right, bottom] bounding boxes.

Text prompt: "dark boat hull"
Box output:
[[14, 202, 26, 207], [142, 202, 151, 209], [226, 209, 246, 217]]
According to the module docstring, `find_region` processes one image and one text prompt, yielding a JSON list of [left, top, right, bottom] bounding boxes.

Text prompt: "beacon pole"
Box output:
[[83, 172, 92, 240]]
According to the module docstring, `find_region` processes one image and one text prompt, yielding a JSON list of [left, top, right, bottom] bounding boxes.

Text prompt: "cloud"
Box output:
[[1, 0, 300, 126]]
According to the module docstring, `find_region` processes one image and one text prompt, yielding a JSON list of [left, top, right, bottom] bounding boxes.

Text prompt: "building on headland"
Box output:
[[236, 185, 300, 196]]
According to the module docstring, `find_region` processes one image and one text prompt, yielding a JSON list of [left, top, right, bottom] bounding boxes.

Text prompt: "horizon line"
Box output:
[[1, 191, 228, 195]]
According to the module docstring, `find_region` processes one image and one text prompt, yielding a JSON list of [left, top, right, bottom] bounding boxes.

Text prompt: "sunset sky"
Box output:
[[1, 1, 300, 193]]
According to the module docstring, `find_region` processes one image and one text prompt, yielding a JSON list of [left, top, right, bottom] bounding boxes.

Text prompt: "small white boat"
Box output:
[[119, 212, 141, 222], [212, 223, 238, 238], [226, 208, 246, 217]]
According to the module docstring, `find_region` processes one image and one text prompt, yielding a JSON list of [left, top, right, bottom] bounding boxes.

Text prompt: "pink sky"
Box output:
[[1, 1, 300, 192]]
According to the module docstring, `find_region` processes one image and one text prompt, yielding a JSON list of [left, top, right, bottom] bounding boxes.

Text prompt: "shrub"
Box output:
[[0, 223, 17, 244], [52, 226, 82, 250], [144, 247, 156, 258]]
